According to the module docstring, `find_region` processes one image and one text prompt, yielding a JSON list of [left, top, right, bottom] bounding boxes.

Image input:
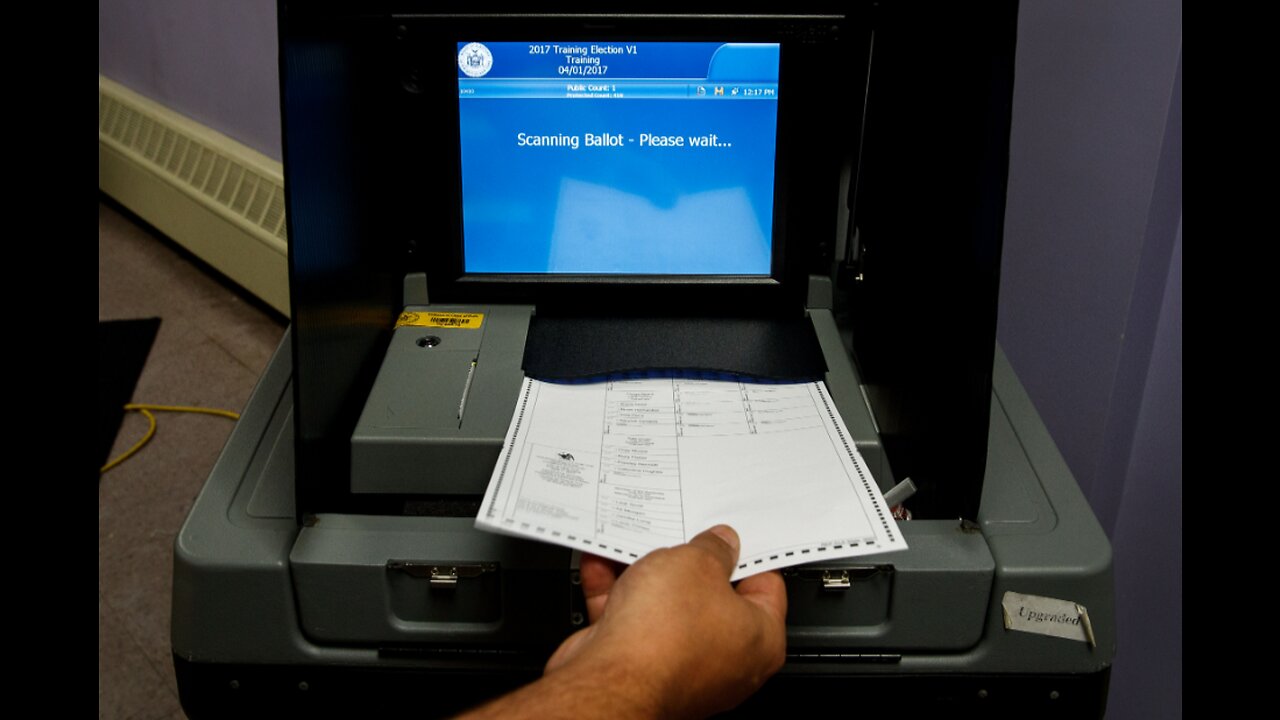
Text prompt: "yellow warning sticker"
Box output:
[[396, 311, 485, 330]]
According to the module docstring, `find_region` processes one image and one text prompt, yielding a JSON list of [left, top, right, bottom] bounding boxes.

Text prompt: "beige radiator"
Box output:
[[98, 75, 289, 314]]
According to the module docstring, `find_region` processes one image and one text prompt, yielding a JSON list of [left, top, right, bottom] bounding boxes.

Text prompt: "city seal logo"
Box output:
[[458, 43, 493, 78]]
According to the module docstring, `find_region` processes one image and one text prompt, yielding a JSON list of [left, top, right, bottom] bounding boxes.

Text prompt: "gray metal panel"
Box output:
[[246, 408, 296, 519], [172, 332, 314, 665], [350, 304, 533, 494], [977, 347, 1115, 673]]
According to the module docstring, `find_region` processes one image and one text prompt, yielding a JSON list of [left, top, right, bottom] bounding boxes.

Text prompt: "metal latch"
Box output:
[[783, 564, 893, 592], [386, 561, 497, 589], [822, 570, 851, 590], [429, 567, 459, 587]]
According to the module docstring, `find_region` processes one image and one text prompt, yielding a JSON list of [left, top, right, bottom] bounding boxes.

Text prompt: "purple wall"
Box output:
[[1001, 0, 1182, 509], [1107, 222, 1181, 719], [99, 0, 282, 161], [999, 2, 1182, 718]]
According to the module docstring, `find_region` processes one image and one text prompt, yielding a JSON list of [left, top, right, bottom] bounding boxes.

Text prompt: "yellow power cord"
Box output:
[[99, 403, 241, 474]]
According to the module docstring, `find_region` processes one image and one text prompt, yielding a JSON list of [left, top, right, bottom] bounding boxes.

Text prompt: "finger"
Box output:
[[685, 524, 741, 577], [579, 553, 622, 624], [736, 569, 788, 624]]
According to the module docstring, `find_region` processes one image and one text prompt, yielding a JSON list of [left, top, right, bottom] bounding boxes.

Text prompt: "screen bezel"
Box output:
[[413, 14, 848, 316]]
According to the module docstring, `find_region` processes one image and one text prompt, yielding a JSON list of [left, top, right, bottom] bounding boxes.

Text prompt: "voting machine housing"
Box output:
[[172, 2, 1116, 716]]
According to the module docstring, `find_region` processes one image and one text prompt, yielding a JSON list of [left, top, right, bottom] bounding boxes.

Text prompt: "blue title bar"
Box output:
[[457, 41, 780, 82]]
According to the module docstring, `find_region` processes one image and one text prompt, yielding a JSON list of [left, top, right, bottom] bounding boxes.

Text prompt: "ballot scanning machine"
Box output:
[[172, 2, 1115, 716]]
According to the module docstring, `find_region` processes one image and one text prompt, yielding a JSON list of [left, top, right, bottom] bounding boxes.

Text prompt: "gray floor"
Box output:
[[98, 200, 285, 720]]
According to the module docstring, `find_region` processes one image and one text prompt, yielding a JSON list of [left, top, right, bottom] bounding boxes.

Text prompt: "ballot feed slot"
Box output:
[[351, 305, 843, 498], [521, 315, 827, 381]]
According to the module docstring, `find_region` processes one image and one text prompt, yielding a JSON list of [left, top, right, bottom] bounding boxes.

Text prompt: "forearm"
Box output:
[[458, 528, 786, 719], [457, 654, 664, 720]]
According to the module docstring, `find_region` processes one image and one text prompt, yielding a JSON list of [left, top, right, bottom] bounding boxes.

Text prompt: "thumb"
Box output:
[[686, 524, 741, 577]]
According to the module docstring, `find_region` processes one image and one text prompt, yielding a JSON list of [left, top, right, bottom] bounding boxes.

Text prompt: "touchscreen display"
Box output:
[[457, 41, 780, 275]]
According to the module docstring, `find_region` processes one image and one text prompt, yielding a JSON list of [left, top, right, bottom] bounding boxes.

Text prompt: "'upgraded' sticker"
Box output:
[[1002, 591, 1096, 647]]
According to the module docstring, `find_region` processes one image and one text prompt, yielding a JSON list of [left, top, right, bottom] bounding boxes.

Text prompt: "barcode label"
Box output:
[[395, 311, 485, 330]]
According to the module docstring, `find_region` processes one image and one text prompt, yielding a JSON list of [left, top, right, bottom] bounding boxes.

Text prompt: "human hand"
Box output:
[[544, 525, 787, 719]]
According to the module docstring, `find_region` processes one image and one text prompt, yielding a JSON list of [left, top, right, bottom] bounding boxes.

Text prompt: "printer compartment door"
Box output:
[[289, 516, 576, 650], [785, 522, 994, 652]]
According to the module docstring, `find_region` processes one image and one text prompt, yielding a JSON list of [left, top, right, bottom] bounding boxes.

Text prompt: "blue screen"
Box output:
[[457, 42, 780, 275]]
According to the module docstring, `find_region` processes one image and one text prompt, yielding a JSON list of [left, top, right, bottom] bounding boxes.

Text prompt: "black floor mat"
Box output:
[[99, 318, 160, 473]]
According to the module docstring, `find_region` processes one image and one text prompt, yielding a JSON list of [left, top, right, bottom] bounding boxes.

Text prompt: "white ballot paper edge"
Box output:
[[475, 377, 906, 580]]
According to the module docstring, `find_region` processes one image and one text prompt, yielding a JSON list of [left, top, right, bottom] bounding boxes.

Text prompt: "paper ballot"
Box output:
[[476, 377, 906, 580]]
